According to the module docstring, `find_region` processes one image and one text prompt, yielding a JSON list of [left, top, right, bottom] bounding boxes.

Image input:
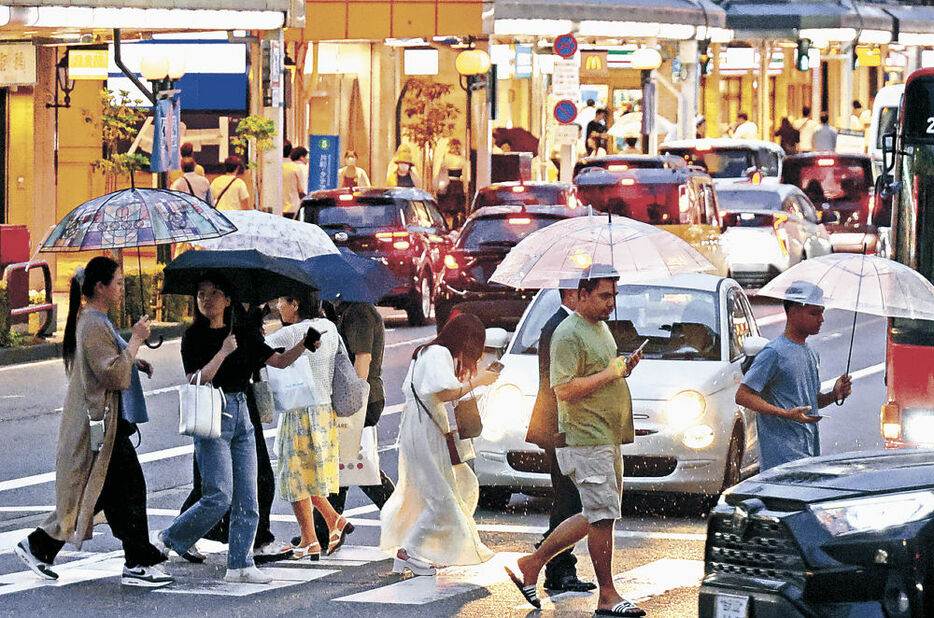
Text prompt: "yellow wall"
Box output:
[[304, 0, 483, 40]]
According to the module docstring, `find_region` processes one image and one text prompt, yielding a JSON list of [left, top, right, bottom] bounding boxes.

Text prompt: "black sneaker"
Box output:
[[121, 564, 173, 588], [14, 539, 58, 580]]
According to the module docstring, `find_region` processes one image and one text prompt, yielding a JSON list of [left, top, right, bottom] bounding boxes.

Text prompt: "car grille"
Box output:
[[707, 512, 808, 585], [730, 270, 778, 288], [505, 452, 677, 477]]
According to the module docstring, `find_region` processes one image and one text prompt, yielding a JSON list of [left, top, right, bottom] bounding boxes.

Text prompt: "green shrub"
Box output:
[[0, 282, 12, 347], [163, 294, 192, 323]]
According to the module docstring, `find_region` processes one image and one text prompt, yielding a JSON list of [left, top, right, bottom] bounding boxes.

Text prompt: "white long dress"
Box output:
[[379, 345, 494, 567]]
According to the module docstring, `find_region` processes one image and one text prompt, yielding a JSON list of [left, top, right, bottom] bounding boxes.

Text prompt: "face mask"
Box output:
[[345, 157, 356, 166], [397, 163, 410, 174]]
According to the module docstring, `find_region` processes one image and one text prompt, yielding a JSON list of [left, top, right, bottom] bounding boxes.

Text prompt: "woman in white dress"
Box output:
[[267, 291, 353, 560], [380, 314, 499, 575]]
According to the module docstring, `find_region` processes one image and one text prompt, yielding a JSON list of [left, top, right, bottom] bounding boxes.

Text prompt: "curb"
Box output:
[[0, 323, 187, 367]]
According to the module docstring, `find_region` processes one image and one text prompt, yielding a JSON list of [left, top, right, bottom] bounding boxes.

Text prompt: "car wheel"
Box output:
[[721, 427, 744, 492], [406, 274, 432, 326], [478, 487, 511, 510]]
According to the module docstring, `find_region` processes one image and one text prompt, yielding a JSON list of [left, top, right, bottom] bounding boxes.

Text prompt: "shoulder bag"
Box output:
[[410, 383, 475, 466], [262, 358, 316, 416], [179, 370, 223, 439], [331, 340, 370, 417], [251, 374, 277, 424], [453, 391, 482, 439]]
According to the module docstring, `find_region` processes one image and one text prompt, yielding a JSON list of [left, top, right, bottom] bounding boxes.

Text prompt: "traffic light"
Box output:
[[795, 39, 811, 72]]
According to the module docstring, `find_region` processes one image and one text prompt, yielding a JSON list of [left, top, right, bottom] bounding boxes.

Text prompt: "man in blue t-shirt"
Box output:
[[736, 282, 852, 471]]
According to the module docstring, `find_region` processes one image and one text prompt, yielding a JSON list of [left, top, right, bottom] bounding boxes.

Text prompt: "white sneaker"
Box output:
[[121, 564, 173, 588], [224, 566, 273, 584], [14, 539, 58, 581]]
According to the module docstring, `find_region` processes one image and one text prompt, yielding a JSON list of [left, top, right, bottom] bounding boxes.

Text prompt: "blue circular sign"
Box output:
[[553, 34, 578, 59], [554, 100, 578, 124]]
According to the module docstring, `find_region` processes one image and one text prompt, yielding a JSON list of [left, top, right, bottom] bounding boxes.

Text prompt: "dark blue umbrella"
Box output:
[[162, 249, 318, 305], [300, 248, 400, 303]]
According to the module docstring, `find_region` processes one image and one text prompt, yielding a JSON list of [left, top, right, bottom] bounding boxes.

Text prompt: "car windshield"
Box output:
[[475, 186, 567, 208], [459, 216, 562, 250], [717, 190, 781, 212], [664, 148, 756, 178], [309, 201, 401, 228], [577, 182, 681, 224], [512, 286, 721, 361], [782, 159, 871, 208]]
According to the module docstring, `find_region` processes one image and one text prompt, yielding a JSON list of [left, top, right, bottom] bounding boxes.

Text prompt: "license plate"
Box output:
[[714, 593, 749, 618]]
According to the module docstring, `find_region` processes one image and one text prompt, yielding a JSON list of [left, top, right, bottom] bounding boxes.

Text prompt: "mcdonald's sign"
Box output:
[[581, 51, 609, 77]]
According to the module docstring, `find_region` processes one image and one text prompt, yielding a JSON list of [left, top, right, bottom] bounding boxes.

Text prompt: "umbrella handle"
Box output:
[[145, 335, 164, 349]]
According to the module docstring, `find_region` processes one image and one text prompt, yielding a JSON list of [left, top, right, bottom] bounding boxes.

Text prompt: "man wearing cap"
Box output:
[[735, 282, 852, 471]]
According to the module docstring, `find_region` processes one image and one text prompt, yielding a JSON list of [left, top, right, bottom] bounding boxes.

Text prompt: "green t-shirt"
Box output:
[[550, 312, 634, 446]]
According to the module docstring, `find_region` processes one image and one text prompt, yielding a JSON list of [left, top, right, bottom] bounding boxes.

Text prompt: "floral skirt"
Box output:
[[275, 404, 339, 502]]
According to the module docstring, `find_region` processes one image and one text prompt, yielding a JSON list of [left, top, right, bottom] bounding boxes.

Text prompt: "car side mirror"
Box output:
[[741, 336, 769, 373], [872, 175, 896, 227], [485, 327, 510, 356], [882, 131, 896, 174]]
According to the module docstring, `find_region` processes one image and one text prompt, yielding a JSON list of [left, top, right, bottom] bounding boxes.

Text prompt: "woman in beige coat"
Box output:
[[14, 257, 171, 587]]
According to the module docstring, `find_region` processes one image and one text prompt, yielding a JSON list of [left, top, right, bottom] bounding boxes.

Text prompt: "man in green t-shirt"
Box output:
[[507, 276, 646, 617]]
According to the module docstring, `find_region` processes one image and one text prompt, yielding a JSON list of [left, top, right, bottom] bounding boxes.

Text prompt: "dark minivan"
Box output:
[[299, 187, 450, 325]]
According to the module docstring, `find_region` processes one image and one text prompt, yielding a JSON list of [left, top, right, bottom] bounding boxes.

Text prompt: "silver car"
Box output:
[[475, 274, 763, 509], [718, 184, 833, 288]]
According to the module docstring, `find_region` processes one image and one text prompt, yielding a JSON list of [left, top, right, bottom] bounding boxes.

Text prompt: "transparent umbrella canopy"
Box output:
[[758, 253, 934, 377], [489, 212, 714, 290], [189, 209, 338, 260]]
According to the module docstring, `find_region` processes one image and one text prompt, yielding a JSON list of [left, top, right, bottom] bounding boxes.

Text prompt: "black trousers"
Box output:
[[541, 446, 582, 581], [179, 388, 276, 548], [29, 419, 165, 568]]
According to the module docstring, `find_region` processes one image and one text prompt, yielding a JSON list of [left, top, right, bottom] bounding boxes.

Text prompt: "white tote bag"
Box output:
[[178, 370, 223, 439], [264, 356, 316, 414], [339, 418, 381, 487]]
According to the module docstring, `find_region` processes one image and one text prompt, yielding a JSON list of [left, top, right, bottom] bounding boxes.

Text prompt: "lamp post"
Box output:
[[631, 47, 662, 154], [46, 54, 75, 109], [456, 47, 491, 199], [140, 52, 186, 263]]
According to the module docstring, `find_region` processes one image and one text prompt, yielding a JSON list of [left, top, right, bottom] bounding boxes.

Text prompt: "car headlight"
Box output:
[[683, 424, 715, 449], [810, 490, 934, 537], [666, 390, 707, 426], [481, 384, 526, 442], [901, 409, 934, 445]]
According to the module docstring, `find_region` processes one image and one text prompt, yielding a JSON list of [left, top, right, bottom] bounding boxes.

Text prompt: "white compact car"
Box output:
[[717, 183, 834, 288], [475, 274, 763, 509], [660, 139, 786, 186]]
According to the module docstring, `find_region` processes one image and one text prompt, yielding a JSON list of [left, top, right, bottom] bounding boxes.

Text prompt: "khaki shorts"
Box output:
[[555, 444, 623, 523]]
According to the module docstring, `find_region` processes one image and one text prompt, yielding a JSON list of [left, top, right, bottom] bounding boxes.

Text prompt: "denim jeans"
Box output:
[[163, 392, 259, 569]]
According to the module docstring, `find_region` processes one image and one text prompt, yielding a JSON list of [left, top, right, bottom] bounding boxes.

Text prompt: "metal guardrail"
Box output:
[[2, 260, 54, 336]]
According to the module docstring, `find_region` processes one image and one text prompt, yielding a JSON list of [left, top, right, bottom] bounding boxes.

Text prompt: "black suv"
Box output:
[[701, 449, 934, 617], [435, 205, 581, 331], [298, 187, 450, 325]]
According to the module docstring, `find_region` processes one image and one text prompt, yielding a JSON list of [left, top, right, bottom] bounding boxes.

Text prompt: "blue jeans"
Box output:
[[163, 392, 259, 569]]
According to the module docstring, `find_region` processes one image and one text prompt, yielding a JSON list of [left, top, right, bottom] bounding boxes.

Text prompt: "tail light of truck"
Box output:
[[678, 185, 690, 223], [882, 401, 901, 441]]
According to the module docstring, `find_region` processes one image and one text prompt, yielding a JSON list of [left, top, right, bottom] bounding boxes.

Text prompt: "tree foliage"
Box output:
[[83, 89, 150, 191], [401, 79, 460, 178], [231, 115, 277, 168]]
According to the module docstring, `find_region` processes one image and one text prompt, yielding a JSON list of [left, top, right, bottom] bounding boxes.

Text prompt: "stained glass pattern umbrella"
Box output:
[[40, 187, 237, 347]]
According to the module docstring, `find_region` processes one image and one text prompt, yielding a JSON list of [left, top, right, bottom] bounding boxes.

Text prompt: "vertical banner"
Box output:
[[151, 93, 181, 173], [308, 134, 340, 192]]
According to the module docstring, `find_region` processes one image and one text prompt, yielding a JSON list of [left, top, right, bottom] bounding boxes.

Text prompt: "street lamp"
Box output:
[[456, 46, 491, 197], [631, 47, 662, 154], [46, 53, 75, 109]]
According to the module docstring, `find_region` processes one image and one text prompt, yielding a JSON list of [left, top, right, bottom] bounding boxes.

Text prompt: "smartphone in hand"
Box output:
[[634, 339, 649, 355], [487, 361, 505, 373]]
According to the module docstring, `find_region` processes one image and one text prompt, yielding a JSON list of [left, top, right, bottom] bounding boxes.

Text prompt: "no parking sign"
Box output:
[[553, 100, 578, 124], [553, 34, 578, 59]]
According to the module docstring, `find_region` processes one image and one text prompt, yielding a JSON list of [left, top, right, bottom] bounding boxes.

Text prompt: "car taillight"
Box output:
[[882, 401, 901, 441], [393, 238, 411, 250], [773, 213, 789, 255], [508, 217, 531, 225], [867, 188, 876, 218], [376, 230, 411, 250]]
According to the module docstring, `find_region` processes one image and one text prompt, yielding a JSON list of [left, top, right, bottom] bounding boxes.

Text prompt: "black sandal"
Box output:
[[505, 566, 541, 609]]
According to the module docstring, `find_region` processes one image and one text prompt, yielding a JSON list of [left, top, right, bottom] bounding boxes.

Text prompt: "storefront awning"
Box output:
[[884, 4, 934, 38], [720, 0, 893, 37], [493, 0, 727, 30]]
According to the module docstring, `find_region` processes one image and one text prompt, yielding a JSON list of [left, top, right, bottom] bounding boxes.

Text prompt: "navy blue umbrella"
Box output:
[[162, 249, 318, 305], [300, 248, 400, 303]]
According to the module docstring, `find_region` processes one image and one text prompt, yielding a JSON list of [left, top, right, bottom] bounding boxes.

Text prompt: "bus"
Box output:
[[877, 69, 934, 447]]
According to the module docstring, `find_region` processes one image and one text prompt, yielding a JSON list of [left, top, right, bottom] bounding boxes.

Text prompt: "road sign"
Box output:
[[552, 57, 580, 99], [553, 100, 578, 124], [309, 134, 340, 192], [553, 33, 578, 59], [554, 123, 580, 146]]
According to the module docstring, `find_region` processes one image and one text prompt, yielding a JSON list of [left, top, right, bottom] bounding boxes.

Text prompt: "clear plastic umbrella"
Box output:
[[190, 210, 339, 260], [489, 212, 715, 290], [758, 253, 934, 375]]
